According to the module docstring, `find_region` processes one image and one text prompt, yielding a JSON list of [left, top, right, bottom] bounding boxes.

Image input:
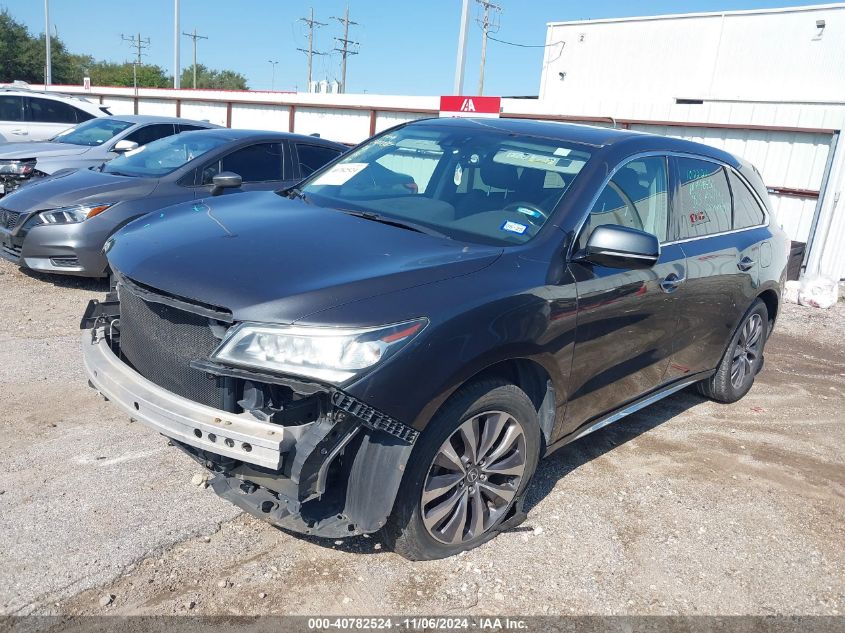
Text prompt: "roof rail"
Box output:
[[0, 84, 91, 102]]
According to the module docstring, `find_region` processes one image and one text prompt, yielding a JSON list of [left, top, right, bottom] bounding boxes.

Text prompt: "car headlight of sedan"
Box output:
[[212, 318, 428, 383], [37, 203, 114, 225], [0, 159, 36, 177]]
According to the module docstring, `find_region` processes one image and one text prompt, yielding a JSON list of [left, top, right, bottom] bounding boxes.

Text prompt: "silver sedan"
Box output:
[[0, 115, 218, 196]]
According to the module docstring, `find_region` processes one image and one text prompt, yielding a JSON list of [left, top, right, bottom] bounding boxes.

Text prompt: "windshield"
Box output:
[[102, 132, 231, 178], [52, 118, 134, 146], [299, 123, 592, 245]]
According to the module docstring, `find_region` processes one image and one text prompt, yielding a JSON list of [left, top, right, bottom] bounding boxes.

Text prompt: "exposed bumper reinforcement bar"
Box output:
[[82, 330, 286, 469]]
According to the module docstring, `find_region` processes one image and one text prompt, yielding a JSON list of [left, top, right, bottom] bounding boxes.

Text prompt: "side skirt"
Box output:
[[545, 371, 713, 456]]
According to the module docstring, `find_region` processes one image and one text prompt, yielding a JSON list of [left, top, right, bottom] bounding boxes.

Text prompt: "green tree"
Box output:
[[87, 61, 170, 88], [180, 64, 248, 90], [0, 9, 41, 83], [0, 10, 92, 85], [0, 10, 246, 90]]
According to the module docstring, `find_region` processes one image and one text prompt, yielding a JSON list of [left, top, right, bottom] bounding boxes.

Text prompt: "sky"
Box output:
[[1, 0, 830, 95]]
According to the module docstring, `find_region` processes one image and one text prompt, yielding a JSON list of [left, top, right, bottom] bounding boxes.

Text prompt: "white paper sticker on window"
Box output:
[[312, 162, 368, 186], [553, 147, 571, 157]]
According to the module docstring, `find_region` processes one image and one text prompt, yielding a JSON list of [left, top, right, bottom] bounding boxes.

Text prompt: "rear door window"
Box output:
[[176, 124, 208, 133], [201, 142, 284, 184], [578, 155, 669, 249], [675, 158, 732, 240], [296, 143, 343, 177], [729, 171, 766, 230], [125, 124, 176, 147], [27, 97, 79, 124], [0, 96, 24, 122]]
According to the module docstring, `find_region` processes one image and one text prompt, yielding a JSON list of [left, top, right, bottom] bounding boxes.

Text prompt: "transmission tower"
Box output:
[[331, 7, 359, 94], [297, 7, 327, 92], [475, 0, 501, 95], [120, 32, 150, 94]]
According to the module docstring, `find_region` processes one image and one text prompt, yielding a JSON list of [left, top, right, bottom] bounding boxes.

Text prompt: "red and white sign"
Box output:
[[439, 95, 501, 119]]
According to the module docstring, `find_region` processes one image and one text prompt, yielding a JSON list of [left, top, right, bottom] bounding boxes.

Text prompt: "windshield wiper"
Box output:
[[281, 187, 311, 203], [336, 209, 451, 240]]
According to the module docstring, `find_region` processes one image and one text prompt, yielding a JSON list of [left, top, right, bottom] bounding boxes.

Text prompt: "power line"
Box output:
[[182, 28, 208, 89], [487, 34, 565, 48], [331, 7, 359, 94], [475, 0, 501, 95], [120, 32, 150, 94], [296, 7, 327, 92]]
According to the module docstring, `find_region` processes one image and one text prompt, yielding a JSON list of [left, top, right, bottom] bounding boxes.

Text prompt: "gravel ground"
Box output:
[[1, 257, 843, 618]]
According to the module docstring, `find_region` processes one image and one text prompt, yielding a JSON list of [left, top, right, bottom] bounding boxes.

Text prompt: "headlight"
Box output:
[[38, 203, 114, 225], [212, 318, 428, 383], [0, 159, 36, 177]]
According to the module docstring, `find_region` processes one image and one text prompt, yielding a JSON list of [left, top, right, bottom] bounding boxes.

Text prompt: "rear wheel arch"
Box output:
[[757, 288, 779, 333]]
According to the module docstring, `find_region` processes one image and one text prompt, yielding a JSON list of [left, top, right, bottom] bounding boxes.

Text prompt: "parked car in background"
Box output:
[[0, 129, 346, 276], [0, 115, 218, 197], [80, 117, 788, 560], [0, 86, 109, 143]]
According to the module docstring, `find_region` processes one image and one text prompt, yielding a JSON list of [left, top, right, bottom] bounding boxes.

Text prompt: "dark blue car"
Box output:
[[81, 117, 788, 560]]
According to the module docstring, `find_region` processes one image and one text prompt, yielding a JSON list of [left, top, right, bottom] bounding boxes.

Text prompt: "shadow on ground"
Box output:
[[20, 267, 109, 292], [290, 387, 707, 556]]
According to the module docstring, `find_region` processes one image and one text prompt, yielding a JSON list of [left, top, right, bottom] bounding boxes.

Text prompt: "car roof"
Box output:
[[0, 87, 105, 113], [178, 128, 347, 149], [108, 114, 218, 126], [411, 117, 740, 166]]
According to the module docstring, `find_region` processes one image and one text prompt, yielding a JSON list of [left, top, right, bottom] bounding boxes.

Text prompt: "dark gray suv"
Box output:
[[81, 118, 788, 560]]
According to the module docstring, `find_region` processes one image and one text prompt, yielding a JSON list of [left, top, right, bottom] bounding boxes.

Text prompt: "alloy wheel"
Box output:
[[420, 410, 527, 545], [731, 313, 764, 389]]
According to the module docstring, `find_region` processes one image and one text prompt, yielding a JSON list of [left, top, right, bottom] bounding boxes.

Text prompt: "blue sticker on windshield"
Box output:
[[500, 220, 527, 235]]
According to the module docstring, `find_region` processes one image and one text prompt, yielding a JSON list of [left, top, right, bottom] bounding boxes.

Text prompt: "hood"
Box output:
[[0, 141, 90, 160], [0, 168, 158, 212], [107, 192, 502, 324]]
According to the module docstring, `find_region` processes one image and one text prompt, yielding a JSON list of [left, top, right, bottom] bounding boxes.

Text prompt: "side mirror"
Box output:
[[112, 139, 139, 154], [211, 171, 243, 196], [581, 225, 660, 269]]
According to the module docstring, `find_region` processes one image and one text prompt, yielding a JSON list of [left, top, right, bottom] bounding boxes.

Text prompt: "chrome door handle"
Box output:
[[10, 128, 27, 135], [737, 256, 755, 272], [660, 273, 685, 293]]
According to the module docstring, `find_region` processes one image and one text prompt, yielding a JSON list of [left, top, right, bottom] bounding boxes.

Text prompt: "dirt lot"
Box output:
[[1, 257, 843, 618]]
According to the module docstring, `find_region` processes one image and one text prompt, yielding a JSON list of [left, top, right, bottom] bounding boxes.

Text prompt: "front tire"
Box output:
[[698, 299, 768, 403], [383, 380, 541, 561]]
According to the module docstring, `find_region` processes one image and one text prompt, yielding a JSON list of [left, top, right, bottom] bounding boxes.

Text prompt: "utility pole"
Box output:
[[475, 0, 501, 95], [297, 7, 326, 92], [44, 0, 51, 86], [453, 0, 471, 94], [182, 28, 208, 89], [268, 60, 279, 91], [331, 7, 359, 94], [173, 0, 181, 89], [121, 33, 150, 95]]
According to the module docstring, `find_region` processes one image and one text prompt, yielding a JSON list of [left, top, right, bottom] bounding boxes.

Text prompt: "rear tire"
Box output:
[[383, 380, 540, 561], [698, 299, 768, 403]]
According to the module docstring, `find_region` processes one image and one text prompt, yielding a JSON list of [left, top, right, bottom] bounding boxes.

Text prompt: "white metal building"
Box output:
[[539, 4, 845, 104]]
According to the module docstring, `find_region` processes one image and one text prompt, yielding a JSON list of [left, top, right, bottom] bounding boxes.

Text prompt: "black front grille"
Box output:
[[0, 208, 21, 231], [118, 284, 223, 408]]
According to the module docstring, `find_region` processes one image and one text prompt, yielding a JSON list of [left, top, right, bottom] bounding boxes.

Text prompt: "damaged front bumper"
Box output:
[[82, 320, 417, 538]]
